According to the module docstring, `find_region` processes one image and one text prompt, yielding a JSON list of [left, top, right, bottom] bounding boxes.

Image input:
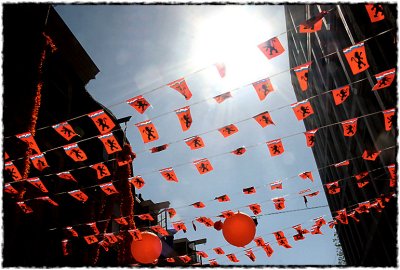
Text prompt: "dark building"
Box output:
[[285, 4, 397, 266]]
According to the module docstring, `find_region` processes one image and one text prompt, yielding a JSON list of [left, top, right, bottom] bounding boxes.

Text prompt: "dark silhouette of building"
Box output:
[[285, 4, 397, 266]]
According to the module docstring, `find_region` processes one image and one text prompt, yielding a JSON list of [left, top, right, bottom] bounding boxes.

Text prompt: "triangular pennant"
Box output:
[[335, 209, 348, 224], [52, 122, 78, 141], [213, 92, 232, 103], [126, 95, 151, 114], [341, 118, 358, 137], [326, 181, 340, 194], [37, 196, 59, 206], [90, 163, 111, 179], [253, 111, 275, 128], [184, 136, 205, 150], [372, 68, 395, 90], [332, 85, 351, 105], [197, 251, 209, 258], [17, 202, 33, 214], [179, 255, 192, 263], [138, 213, 154, 221], [272, 197, 286, 210], [215, 62, 226, 78], [135, 120, 159, 143], [362, 149, 381, 161], [334, 160, 350, 167], [218, 124, 239, 137], [263, 243, 274, 257], [249, 203, 262, 215], [88, 110, 115, 134], [232, 147, 246, 155], [192, 201, 206, 208], [304, 128, 318, 147], [63, 143, 88, 162], [57, 171, 77, 182], [258, 37, 285, 60], [4, 183, 18, 195], [267, 139, 284, 156], [291, 100, 314, 120], [293, 62, 311, 91], [172, 221, 187, 232], [365, 4, 385, 22], [383, 108, 395, 131], [243, 186, 256, 194], [343, 42, 370, 74], [27, 177, 48, 193], [226, 253, 239, 263], [128, 229, 142, 241], [213, 247, 225, 255], [193, 158, 214, 174], [114, 217, 128, 225], [159, 167, 179, 182], [270, 180, 283, 190], [299, 171, 314, 182], [167, 78, 193, 100], [167, 208, 177, 219], [150, 144, 169, 153], [215, 194, 230, 202], [254, 236, 266, 247], [68, 189, 89, 202], [4, 161, 22, 181], [16, 132, 41, 154], [98, 133, 122, 154], [151, 225, 169, 236], [84, 235, 98, 245], [128, 176, 145, 189], [245, 248, 256, 262], [29, 153, 49, 171], [175, 106, 192, 132], [252, 78, 274, 101], [100, 182, 119, 195]]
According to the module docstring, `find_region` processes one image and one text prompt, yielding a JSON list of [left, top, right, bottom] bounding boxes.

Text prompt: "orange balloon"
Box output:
[[222, 212, 256, 247], [131, 231, 162, 264]]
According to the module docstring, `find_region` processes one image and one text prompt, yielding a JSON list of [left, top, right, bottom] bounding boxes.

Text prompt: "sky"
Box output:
[[55, 4, 340, 265]]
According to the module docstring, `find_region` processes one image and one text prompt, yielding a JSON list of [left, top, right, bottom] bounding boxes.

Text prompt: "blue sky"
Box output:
[[55, 4, 339, 265]]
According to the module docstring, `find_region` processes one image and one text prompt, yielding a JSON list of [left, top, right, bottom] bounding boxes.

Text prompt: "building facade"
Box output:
[[284, 4, 397, 266]]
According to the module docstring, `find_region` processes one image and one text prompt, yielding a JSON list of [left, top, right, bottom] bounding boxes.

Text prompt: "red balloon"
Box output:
[[222, 212, 256, 247], [214, 220, 223, 231], [131, 231, 162, 264]]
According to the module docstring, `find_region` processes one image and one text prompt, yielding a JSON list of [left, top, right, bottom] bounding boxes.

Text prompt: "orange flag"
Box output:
[[291, 100, 314, 120], [341, 118, 358, 137], [356, 177, 369, 189], [194, 158, 213, 174], [362, 149, 381, 161], [184, 136, 205, 150], [126, 95, 151, 114], [272, 197, 286, 210], [252, 78, 274, 101], [167, 208, 177, 219], [128, 229, 143, 241], [100, 182, 119, 195], [311, 225, 323, 235], [104, 233, 118, 244], [226, 254, 239, 263], [263, 243, 274, 257], [270, 180, 282, 190], [365, 4, 385, 22], [328, 220, 337, 229], [114, 217, 128, 226], [258, 37, 285, 60], [232, 147, 246, 155], [63, 143, 88, 162], [355, 201, 371, 214], [348, 211, 360, 222], [305, 191, 320, 197], [192, 201, 206, 208], [304, 128, 318, 147], [218, 124, 238, 137], [332, 85, 350, 105], [293, 62, 311, 91], [129, 176, 145, 189], [27, 177, 48, 193], [314, 216, 326, 227], [245, 248, 256, 262], [90, 163, 111, 179], [84, 235, 98, 245], [179, 255, 192, 263], [4, 183, 18, 195], [219, 210, 234, 219], [213, 247, 225, 255], [65, 226, 78, 237], [87, 222, 100, 235], [61, 240, 69, 256], [175, 106, 192, 131], [197, 251, 209, 258], [138, 213, 154, 221], [88, 110, 115, 134], [150, 144, 169, 153], [243, 186, 256, 194], [56, 171, 77, 182], [267, 139, 284, 157], [159, 167, 178, 182], [326, 181, 340, 194], [213, 92, 232, 103], [215, 194, 230, 202], [167, 78, 193, 100], [387, 164, 396, 180], [354, 171, 369, 180], [334, 160, 350, 167], [254, 236, 266, 247], [68, 189, 89, 202], [16, 132, 41, 154], [4, 161, 22, 181], [253, 111, 274, 128], [335, 209, 348, 224], [37, 196, 59, 206], [215, 62, 226, 78], [249, 203, 262, 215], [383, 108, 395, 131], [172, 221, 187, 232], [52, 122, 78, 141], [17, 201, 33, 214], [151, 225, 169, 236], [29, 153, 49, 171], [343, 42, 369, 74], [98, 133, 122, 154], [135, 120, 159, 143], [372, 68, 396, 90], [209, 259, 219, 266], [299, 10, 328, 33], [299, 171, 314, 182]]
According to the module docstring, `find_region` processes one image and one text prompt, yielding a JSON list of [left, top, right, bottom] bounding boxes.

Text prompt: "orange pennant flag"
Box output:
[[151, 225, 169, 236], [159, 167, 179, 182], [4, 161, 22, 181], [100, 182, 119, 195], [126, 95, 151, 114], [270, 180, 282, 190], [258, 37, 285, 60], [341, 118, 358, 137], [226, 254, 239, 263], [215, 194, 230, 202], [355, 201, 371, 214], [65, 226, 78, 237], [304, 128, 318, 147], [27, 177, 48, 193], [194, 158, 213, 174], [138, 213, 154, 221], [254, 236, 266, 247], [299, 171, 314, 182], [128, 229, 142, 241], [37, 196, 59, 206], [29, 153, 49, 171], [343, 42, 369, 75], [291, 99, 314, 120], [165, 258, 175, 263], [263, 243, 274, 257], [332, 85, 350, 105], [114, 217, 128, 225], [252, 78, 274, 101], [135, 120, 159, 143], [68, 189, 89, 202], [98, 133, 122, 154], [167, 208, 177, 219], [387, 164, 396, 180], [249, 203, 262, 215], [167, 78, 193, 100], [87, 222, 100, 235], [253, 111, 275, 128], [372, 68, 396, 90], [16, 132, 41, 154], [56, 171, 77, 182], [63, 143, 88, 162], [232, 146, 246, 155], [326, 181, 340, 194], [88, 110, 115, 134], [104, 233, 118, 244], [348, 211, 360, 222], [209, 259, 219, 266], [84, 235, 98, 245], [172, 221, 187, 232], [213, 247, 225, 255], [175, 106, 192, 131], [52, 122, 78, 141], [192, 201, 206, 208], [4, 183, 18, 195], [362, 149, 381, 161], [150, 144, 169, 153], [356, 177, 369, 189], [184, 136, 205, 150], [179, 255, 192, 263], [267, 139, 284, 157], [243, 186, 256, 194], [365, 4, 385, 22], [213, 92, 232, 103], [335, 209, 348, 224], [197, 251, 209, 258], [215, 62, 226, 78], [305, 191, 320, 197], [293, 62, 311, 91], [311, 226, 323, 235], [90, 163, 111, 179], [219, 210, 235, 218], [17, 202, 33, 214], [334, 160, 350, 167], [328, 220, 337, 229], [354, 171, 369, 180], [383, 108, 395, 131], [272, 197, 286, 210], [313, 216, 326, 227], [128, 176, 145, 189], [245, 248, 256, 262], [299, 10, 328, 33], [218, 124, 238, 137], [273, 231, 287, 242]]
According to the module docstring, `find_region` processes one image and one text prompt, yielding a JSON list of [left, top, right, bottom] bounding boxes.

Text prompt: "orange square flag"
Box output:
[[299, 11, 328, 33], [304, 128, 318, 147], [16, 132, 41, 154], [291, 100, 314, 120], [343, 42, 369, 75], [27, 177, 48, 193], [258, 37, 285, 60], [175, 106, 192, 131], [129, 176, 145, 189], [98, 133, 122, 154], [332, 85, 351, 105], [293, 62, 311, 91], [63, 143, 87, 162], [100, 182, 119, 195], [68, 189, 89, 202], [184, 136, 205, 150], [126, 95, 151, 114], [52, 122, 78, 141], [88, 110, 115, 134], [342, 118, 358, 137], [372, 68, 396, 90], [383, 108, 395, 131], [90, 163, 111, 179], [253, 111, 275, 128], [299, 171, 314, 182], [266, 139, 284, 157], [135, 120, 159, 143], [4, 161, 22, 181], [218, 124, 238, 138], [193, 158, 213, 174], [252, 78, 274, 101], [29, 153, 49, 171], [159, 167, 178, 182], [167, 78, 192, 100], [365, 4, 385, 22]]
